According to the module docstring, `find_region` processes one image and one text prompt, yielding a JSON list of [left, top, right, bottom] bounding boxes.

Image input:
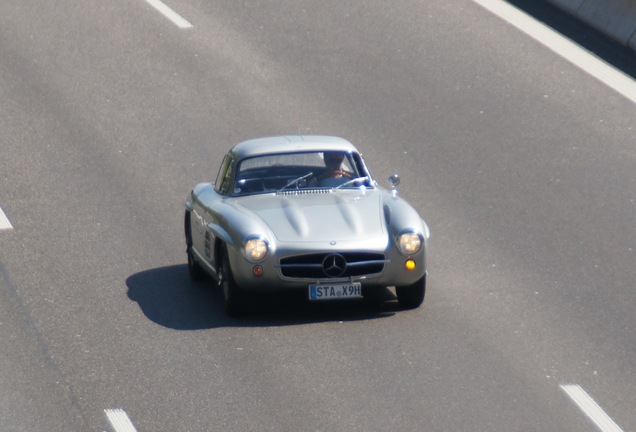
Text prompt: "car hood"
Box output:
[[232, 191, 386, 242]]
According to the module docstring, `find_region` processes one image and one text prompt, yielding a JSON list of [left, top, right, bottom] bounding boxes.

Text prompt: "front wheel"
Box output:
[[219, 248, 246, 316], [395, 274, 426, 309]]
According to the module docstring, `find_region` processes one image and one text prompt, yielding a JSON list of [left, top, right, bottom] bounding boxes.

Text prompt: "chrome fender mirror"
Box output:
[[388, 174, 400, 189]]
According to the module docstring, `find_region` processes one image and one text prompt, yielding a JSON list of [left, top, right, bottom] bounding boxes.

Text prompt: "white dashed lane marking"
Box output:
[[105, 409, 138, 432], [145, 0, 193, 29], [0, 206, 12, 230], [472, 0, 636, 104], [561, 384, 624, 432]]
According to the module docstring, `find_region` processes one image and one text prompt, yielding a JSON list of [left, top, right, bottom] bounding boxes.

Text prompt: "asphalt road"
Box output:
[[1, 0, 634, 431]]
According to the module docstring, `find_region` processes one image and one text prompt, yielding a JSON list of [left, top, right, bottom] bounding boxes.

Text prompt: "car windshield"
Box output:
[[233, 151, 372, 196]]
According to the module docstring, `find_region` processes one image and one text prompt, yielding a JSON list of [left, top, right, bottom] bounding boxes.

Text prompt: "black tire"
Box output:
[[395, 274, 426, 309], [185, 211, 206, 281], [187, 246, 207, 281], [219, 248, 246, 316]]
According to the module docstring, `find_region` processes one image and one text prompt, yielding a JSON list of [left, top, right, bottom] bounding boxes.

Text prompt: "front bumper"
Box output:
[[229, 240, 426, 292]]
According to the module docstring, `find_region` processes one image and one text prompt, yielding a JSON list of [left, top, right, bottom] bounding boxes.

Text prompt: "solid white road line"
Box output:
[[472, 0, 636, 104], [561, 384, 624, 432], [0, 206, 12, 230], [104, 409, 138, 432], [145, 0, 193, 29]]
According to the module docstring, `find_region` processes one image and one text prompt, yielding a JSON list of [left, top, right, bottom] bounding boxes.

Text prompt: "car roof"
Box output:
[[230, 136, 359, 160]]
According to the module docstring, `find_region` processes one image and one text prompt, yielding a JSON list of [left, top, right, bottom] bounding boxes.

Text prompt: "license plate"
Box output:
[[309, 282, 362, 301]]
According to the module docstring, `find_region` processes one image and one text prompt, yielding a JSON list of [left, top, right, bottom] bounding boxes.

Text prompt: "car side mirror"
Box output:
[[388, 174, 400, 189]]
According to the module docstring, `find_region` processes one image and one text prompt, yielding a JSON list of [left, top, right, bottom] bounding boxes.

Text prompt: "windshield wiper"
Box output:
[[334, 176, 370, 190], [279, 172, 314, 192]]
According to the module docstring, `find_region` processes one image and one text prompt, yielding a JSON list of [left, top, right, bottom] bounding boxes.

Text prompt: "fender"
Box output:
[[207, 223, 234, 246]]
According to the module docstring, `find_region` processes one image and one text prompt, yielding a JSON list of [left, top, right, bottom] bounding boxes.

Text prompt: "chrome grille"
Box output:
[[278, 252, 387, 279], [276, 189, 332, 196]]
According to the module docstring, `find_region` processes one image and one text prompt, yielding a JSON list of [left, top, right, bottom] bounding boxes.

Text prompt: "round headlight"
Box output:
[[398, 232, 422, 255], [244, 239, 268, 261]]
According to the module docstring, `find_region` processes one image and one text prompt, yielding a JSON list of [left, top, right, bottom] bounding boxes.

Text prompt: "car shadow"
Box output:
[[126, 265, 400, 330]]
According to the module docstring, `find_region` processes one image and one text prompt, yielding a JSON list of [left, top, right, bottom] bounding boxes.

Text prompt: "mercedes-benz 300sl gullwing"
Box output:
[[184, 136, 430, 315]]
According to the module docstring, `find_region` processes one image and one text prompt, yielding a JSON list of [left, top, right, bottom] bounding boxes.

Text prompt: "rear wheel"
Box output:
[[219, 248, 246, 316], [395, 274, 426, 309]]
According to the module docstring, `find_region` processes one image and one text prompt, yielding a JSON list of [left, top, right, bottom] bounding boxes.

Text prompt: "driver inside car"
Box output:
[[309, 151, 353, 187]]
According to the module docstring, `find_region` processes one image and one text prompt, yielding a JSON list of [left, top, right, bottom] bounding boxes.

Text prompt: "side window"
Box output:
[[215, 155, 234, 195]]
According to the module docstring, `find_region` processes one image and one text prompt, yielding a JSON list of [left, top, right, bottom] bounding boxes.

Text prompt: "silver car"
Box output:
[[184, 136, 430, 315]]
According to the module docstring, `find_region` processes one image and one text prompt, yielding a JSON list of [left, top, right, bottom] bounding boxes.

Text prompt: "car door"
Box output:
[[199, 154, 235, 270]]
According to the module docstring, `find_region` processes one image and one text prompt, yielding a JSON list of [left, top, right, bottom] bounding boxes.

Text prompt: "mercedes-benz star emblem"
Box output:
[[322, 253, 347, 277]]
